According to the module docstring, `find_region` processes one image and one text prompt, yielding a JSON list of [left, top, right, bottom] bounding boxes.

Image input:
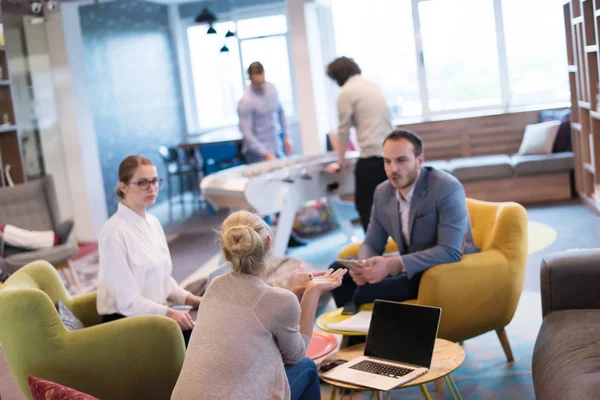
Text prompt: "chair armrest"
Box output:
[[68, 292, 102, 327], [42, 316, 185, 399], [55, 219, 74, 244], [5, 243, 79, 271], [540, 248, 600, 317], [415, 250, 514, 341]]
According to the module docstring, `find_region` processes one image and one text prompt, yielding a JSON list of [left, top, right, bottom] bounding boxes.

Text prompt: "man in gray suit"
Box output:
[[331, 129, 479, 310]]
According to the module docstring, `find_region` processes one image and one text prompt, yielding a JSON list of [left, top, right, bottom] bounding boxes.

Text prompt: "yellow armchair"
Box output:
[[339, 198, 528, 361]]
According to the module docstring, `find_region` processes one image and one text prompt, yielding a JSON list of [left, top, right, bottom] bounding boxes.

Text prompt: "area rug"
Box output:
[[527, 221, 557, 255]]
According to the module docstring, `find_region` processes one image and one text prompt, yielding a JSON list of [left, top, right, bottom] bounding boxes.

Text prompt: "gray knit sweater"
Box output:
[[171, 272, 311, 400]]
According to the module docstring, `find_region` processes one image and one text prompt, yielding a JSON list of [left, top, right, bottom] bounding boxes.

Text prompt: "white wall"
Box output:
[[44, 4, 108, 241]]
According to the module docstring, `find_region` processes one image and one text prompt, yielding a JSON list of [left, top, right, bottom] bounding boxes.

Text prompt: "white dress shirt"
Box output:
[[336, 75, 393, 158], [96, 203, 191, 316], [395, 186, 415, 246]]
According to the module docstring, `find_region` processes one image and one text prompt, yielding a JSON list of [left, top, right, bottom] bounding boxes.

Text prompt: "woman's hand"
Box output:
[[185, 294, 202, 309], [306, 267, 347, 294], [286, 265, 326, 295], [166, 308, 195, 331]]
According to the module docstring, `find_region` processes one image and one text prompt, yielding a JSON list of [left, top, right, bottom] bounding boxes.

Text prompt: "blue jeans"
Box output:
[[285, 357, 321, 400]]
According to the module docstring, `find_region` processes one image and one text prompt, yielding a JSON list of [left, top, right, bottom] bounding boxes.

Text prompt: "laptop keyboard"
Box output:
[[349, 360, 414, 379]]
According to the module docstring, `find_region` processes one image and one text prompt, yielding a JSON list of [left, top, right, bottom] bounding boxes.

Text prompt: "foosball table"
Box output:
[[200, 151, 360, 257]]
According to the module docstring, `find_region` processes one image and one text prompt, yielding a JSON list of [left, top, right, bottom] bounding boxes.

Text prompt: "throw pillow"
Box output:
[[28, 376, 99, 400], [538, 109, 572, 153], [517, 121, 561, 155], [56, 300, 84, 331], [0, 224, 59, 250]]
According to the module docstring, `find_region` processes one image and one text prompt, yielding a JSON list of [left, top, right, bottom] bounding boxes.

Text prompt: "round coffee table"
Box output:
[[319, 338, 465, 400], [316, 304, 373, 348]]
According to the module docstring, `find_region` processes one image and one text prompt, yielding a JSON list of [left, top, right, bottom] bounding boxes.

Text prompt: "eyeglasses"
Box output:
[[130, 178, 163, 191]]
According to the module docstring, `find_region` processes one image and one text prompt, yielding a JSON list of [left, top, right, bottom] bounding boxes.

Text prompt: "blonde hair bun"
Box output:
[[219, 210, 271, 275], [222, 225, 262, 258]]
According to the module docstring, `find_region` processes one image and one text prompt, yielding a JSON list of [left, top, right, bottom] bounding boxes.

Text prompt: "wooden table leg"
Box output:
[[419, 384, 432, 400]]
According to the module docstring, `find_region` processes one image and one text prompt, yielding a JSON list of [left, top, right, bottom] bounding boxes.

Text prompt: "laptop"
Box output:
[[321, 300, 441, 391]]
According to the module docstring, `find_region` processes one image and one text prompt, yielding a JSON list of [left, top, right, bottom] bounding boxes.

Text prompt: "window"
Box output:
[[502, 0, 570, 106], [330, 0, 571, 120], [187, 22, 242, 130], [187, 14, 295, 132], [419, 0, 502, 112], [331, 0, 421, 119]]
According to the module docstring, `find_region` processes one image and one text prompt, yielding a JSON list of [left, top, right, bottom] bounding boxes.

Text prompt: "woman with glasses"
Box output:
[[96, 155, 202, 345]]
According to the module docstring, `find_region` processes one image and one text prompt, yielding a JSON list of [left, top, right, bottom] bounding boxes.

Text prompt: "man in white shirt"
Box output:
[[326, 56, 393, 232]]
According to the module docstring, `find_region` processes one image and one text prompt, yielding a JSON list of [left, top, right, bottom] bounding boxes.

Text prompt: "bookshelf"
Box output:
[[0, 8, 25, 186], [564, 0, 600, 213]]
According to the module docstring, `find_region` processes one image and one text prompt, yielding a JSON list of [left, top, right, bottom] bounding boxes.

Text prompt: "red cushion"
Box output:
[[28, 376, 99, 400]]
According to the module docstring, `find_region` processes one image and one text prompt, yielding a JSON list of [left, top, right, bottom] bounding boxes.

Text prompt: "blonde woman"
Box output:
[[97, 155, 202, 346], [172, 211, 347, 400]]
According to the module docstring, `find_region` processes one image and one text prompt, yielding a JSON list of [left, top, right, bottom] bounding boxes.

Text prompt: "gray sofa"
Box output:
[[424, 152, 574, 203], [532, 249, 600, 399]]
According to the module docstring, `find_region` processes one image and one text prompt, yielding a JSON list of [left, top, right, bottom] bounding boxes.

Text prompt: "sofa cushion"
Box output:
[[57, 300, 84, 331], [518, 121, 561, 155], [511, 152, 574, 176], [28, 376, 99, 400], [533, 309, 600, 399], [539, 109, 572, 153], [423, 160, 452, 173], [449, 155, 513, 182]]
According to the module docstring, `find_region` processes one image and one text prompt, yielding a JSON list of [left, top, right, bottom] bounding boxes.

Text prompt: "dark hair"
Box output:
[[383, 130, 424, 156], [247, 61, 264, 77], [326, 56, 361, 86], [116, 155, 154, 199]]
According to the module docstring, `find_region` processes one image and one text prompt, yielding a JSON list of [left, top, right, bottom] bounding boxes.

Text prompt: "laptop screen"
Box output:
[[364, 300, 441, 369]]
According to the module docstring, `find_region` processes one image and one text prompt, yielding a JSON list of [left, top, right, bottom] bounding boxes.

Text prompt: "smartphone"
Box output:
[[335, 258, 360, 269], [172, 305, 193, 311], [341, 301, 358, 315], [319, 359, 348, 373]]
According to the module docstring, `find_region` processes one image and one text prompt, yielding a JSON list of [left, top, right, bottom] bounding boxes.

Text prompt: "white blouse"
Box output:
[[96, 203, 191, 316]]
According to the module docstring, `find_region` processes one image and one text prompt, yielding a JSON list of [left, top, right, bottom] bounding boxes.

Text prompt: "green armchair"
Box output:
[[0, 260, 185, 400]]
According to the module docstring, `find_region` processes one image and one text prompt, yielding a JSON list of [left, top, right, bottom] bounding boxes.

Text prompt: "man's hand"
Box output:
[[185, 294, 202, 309], [325, 162, 341, 174], [357, 256, 404, 285], [264, 153, 275, 161], [349, 266, 368, 286], [284, 136, 293, 156]]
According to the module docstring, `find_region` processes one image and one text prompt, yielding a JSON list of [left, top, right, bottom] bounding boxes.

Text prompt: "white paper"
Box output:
[[328, 311, 372, 333]]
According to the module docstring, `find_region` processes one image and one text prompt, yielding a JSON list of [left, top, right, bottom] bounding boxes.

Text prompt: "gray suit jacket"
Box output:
[[358, 167, 479, 279]]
